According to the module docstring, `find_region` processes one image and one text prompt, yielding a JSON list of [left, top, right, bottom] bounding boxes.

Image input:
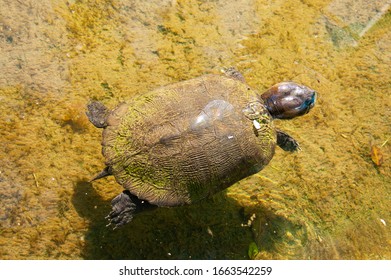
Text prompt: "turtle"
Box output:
[[86, 68, 316, 229]]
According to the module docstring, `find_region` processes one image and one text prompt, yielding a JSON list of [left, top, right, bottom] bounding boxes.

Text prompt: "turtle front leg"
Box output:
[[221, 67, 247, 83], [86, 101, 110, 128], [276, 129, 301, 152], [106, 191, 156, 229]]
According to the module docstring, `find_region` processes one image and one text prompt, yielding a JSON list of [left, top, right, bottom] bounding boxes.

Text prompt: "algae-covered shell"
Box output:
[[100, 74, 275, 206]]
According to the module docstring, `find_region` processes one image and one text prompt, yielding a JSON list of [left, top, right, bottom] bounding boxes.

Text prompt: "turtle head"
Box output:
[[260, 82, 316, 119]]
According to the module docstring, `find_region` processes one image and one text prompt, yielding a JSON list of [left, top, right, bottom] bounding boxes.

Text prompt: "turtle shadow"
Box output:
[[72, 181, 319, 259], [72, 180, 255, 259]]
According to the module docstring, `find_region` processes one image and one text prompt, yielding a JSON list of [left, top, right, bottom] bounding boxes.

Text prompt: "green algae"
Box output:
[[0, 0, 390, 259], [248, 242, 259, 259]]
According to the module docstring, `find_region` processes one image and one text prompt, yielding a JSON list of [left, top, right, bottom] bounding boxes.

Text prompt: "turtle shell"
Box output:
[[101, 74, 276, 206]]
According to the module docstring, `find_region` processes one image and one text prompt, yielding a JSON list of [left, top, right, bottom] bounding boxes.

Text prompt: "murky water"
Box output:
[[0, 0, 390, 259]]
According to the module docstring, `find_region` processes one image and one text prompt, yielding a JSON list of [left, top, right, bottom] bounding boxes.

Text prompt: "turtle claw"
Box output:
[[105, 220, 120, 231], [276, 129, 301, 152]]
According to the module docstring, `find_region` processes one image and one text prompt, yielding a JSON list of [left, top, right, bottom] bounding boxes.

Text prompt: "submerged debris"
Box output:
[[370, 144, 383, 166]]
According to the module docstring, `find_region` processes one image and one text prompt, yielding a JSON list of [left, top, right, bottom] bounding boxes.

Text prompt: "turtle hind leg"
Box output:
[[106, 190, 156, 230], [86, 101, 109, 128], [276, 129, 301, 152]]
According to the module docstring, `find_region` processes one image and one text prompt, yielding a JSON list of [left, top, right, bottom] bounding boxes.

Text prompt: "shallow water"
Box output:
[[0, 0, 390, 259]]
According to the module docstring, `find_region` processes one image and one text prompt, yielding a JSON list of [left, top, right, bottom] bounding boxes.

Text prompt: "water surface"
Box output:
[[0, 0, 390, 259]]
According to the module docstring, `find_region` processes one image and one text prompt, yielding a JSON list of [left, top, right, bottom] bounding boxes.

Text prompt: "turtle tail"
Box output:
[[90, 166, 112, 182]]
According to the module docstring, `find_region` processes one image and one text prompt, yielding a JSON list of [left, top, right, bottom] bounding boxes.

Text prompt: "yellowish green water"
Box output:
[[0, 0, 390, 259]]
